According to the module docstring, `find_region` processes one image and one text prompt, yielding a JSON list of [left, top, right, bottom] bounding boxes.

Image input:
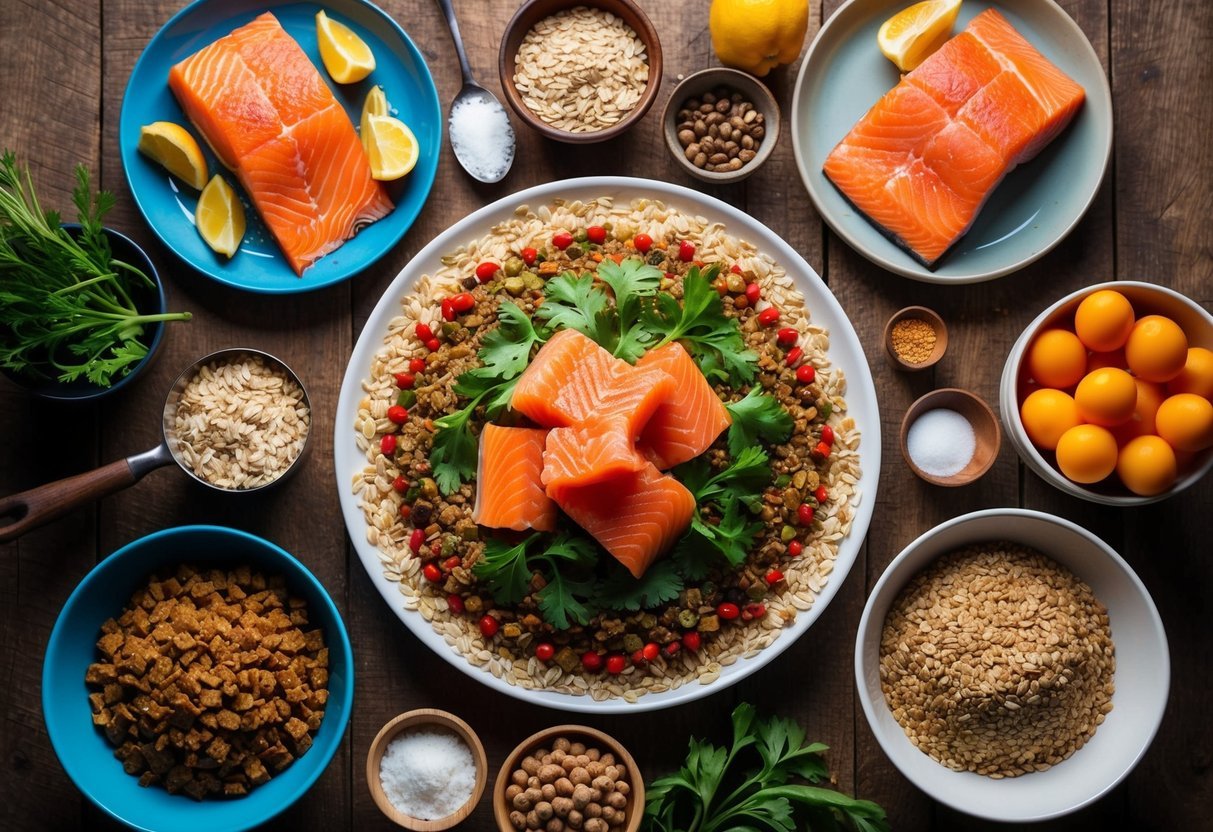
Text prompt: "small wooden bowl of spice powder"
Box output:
[[368, 709, 488, 830], [884, 306, 948, 370]]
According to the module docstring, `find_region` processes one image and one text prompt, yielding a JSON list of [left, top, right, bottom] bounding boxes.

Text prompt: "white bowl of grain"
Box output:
[[855, 508, 1168, 822]]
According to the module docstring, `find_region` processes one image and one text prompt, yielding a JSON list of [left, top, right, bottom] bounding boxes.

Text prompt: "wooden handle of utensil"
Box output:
[[0, 459, 138, 543]]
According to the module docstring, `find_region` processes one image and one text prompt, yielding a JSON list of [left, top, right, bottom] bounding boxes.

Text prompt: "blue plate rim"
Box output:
[[118, 0, 442, 295], [41, 524, 355, 832], [790, 0, 1114, 284]]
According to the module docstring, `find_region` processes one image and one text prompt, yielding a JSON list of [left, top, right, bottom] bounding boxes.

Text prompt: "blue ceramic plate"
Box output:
[[791, 0, 1112, 283], [119, 0, 441, 293], [42, 526, 354, 832]]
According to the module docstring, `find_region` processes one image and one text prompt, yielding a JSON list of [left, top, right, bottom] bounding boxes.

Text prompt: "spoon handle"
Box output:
[[434, 0, 476, 87]]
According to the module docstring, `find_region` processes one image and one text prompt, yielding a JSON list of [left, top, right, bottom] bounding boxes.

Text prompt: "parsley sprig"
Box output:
[[430, 301, 544, 494], [0, 152, 192, 386], [726, 388, 794, 457], [645, 703, 890, 832], [472, 532, 598, 629], [645, 266, 758, 386], [536, 257, 663, 362], [674, 446, 770, 567]]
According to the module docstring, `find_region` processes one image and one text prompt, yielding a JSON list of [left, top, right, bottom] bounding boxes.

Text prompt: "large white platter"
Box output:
[[334, 177, 881, 712]]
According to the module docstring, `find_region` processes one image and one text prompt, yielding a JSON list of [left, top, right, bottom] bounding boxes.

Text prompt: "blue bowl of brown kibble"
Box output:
[[42, 525, 354, 832]]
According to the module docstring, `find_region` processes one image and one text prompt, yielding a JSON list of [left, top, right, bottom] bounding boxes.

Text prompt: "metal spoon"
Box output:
[[436, 0, 515, 183], [0, 348, 311, 542]]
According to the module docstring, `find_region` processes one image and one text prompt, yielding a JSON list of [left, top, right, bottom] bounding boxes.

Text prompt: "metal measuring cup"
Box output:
[[0, 348, 311, 542]]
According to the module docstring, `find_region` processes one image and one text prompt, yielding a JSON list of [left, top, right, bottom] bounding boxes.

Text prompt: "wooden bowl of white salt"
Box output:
[[367, 709, 488, 830]]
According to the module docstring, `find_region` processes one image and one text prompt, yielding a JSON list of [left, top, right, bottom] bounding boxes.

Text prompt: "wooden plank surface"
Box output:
[[1, 0, 1209, 830]]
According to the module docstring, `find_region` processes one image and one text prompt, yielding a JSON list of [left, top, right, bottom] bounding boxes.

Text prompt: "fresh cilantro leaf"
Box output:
[[472, 534, 539, 604], [536, 571, 595, 630], [475, 300, 543, 377], [670, 536, 713, 581], [726, 388, 794, 457], [644, 266, 758, 386], [535, 272, 615, 345], [598, 257, 662, 362], [593, 559, 684, 611], [680, 445, 772, 507], [688, 500, 764, 567], [430, 405, 480, 495], [671, 446, 771, 569], [542, 534, 599, 566]]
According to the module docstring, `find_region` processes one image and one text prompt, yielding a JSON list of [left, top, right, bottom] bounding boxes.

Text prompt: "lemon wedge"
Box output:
[[361, 85, 389, 139], [878, 0, 963, 72], [196, 174, 245, 258], [316, 10, 375, 84], [137, 121, 208, 190], [363, 114, 418, 180]]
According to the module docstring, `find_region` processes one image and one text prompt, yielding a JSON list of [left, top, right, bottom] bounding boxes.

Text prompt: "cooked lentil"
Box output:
[[879, 542, 1115, 778]]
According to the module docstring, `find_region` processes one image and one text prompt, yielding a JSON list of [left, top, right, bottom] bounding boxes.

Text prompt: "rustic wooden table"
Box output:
[[2, 0, 1209, 829]]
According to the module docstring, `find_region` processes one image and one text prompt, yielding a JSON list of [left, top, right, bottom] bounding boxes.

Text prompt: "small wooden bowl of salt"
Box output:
[[900, 389, 1001, 486], [367, 709, 488, 830]]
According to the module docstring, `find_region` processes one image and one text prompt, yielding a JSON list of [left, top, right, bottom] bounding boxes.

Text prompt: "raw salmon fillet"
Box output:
[[548, 463, 695, 579], [168, 12, 392, 275], [543, 416, 648, 490], [472, 425, 556, 532], [823, 9, 1084, 267], [511, 329, 674, 431], [636, 343, 732, 469]]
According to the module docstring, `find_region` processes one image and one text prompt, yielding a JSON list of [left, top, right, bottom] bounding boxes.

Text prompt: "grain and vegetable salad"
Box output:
[[352, 196, 862, 701]]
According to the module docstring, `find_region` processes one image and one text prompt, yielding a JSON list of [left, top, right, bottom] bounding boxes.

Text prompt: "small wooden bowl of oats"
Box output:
[[498, 0, 663, 143]]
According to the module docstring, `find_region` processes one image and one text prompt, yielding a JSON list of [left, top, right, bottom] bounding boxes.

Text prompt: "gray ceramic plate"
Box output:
[[792, 0, 1112, 283]]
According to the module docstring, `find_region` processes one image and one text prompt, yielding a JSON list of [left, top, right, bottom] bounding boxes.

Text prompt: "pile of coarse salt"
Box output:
[[907, 408, 975, 477], [379, 727, 476, 820], [449, 94, 515, 182]]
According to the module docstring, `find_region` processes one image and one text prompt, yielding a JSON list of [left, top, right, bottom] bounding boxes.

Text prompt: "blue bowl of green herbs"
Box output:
[[0, 153, 191, 401]]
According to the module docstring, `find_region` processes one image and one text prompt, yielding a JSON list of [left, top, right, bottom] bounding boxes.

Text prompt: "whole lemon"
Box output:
[[710, 0, 810, 77]]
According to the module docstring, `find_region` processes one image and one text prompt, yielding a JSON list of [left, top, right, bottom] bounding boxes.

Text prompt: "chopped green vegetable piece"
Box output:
[[726, 388, 794, 457], [644, 703, 890, 832]]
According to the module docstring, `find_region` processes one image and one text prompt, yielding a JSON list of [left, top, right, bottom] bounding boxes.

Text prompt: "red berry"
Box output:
[[730, 264, 743, 274], [409, 358, 426, 373], [642, 642, 660, 662], [581, 651, 603, 672], [478, 615, 499, 638], [441, 297, 455, 321], [521, 247, 538, 266], [379, 434, 397, 455], [415, 322, 433, 341], [678, 240, 695, 262], [776, 327, 798, 347], [426, 338, 441, 352], [785, 346, 803, 367], [821, 425, 835, 446], [815, 440, 832, 458], [475, 261, 499, 282], [717, 602, 740, 620], [443, 555, 462, 571], [553, 231, 573, 250], [398, 503, 411, 519], [815, 485, 829, 504], [535, 642, 555, 662], [745, 603, 767, 619], [757, 307, 780, 327], [395, 372, 415, 389], [605, 654, 626, 675], [408, 528, 425, 554], [765, 570, 784, 587], [681, 631, 701, 652], [796, 364, 816, 384], [587, 225, 607, 244], [447, 594, 465, 615], [787, 540, 803, 557], [745, 283, 761, 304], [633, 649, 648, 666], [633, 233, 653, 253], [451, 292, 475, 313], [387, 405, 408, 424], [664, 641, 681, 657], [423, 563, 442, 582], [392, 475, 408, 493], [797, 503, 814, 524]]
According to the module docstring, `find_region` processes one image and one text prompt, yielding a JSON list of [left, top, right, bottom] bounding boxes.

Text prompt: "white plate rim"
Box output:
[[334, 176, 882, 713], [790, 0, 1114, 284]]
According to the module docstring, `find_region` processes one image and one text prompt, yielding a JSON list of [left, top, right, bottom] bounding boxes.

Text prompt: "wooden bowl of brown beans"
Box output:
[[661, 67, 780, 184], [492, 725, 643, 832]]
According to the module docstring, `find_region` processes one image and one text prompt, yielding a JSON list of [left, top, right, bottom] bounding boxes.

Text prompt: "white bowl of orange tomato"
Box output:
[[1000, 281, 1213, 505]]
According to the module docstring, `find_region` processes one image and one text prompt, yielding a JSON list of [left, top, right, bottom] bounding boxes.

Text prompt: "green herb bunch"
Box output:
[[0, 152, 191, 387], [645, 703, 890, 832]]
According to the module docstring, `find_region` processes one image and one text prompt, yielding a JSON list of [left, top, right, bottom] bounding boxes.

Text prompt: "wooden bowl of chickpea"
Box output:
[[493, 725, 644, 832]]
